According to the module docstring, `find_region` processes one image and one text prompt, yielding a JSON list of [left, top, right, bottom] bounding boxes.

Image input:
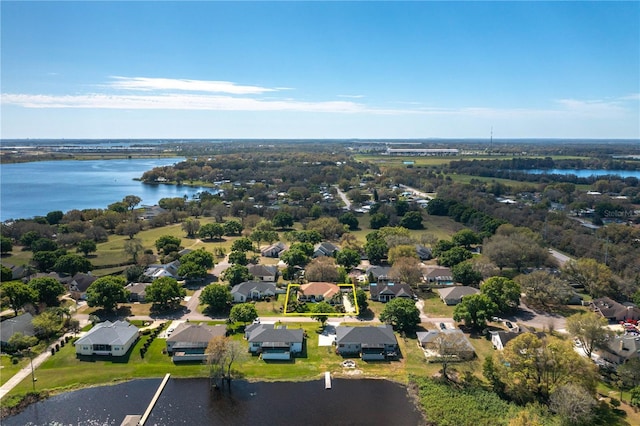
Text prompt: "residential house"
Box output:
[[231, 281, 277, 303], [75, 320, 139, 357], [369, 282, 414, 303], [166, 323, 227, 362], [126, 282, 151, 302], [261, 242, 287, 258], [0, 313, 36, 347], [313, 242, 340, 258], [139, 205, 168, 221], [298, 282, 341, 303], [69, 272, 97, 301], [245, 323, 304, 360], [590, 297, 640, 322], [596, 335, 640, 364], [335, 325, 399, 360], [415, 245, 432, 261], [143, 260, 181, 280], [422, 265, 454, 285], [490, 330, 521, 351], [436, 286, 480, 305], [247, 264, 278, 282], [417, 329, 475, 360], [364, 265, 391, 283]]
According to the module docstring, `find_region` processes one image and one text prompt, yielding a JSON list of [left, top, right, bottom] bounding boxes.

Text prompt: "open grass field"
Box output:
[[355, 154, 588, 168], [0, 354, 29, 387]]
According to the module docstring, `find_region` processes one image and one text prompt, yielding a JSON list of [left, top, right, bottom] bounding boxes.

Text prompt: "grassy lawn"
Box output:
[[0, 354, 29, 387], [419, 291, 455, 318], [253, 298, 285, 317]]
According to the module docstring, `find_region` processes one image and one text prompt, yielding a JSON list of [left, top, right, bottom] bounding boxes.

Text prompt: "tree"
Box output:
[[495, 333, 597, 404], [388, 256, 423, 286], [177, 262, 208, 281], [290, 230, 323, 244], [7, 332, 38, 352], [231, 237, 254, 253], [123, 238, 144, 263], [432, 239, 455, 258], [250, 229, 279, 246], [339, 212, 359, 231], [31, 238, 58, 253], [198, 223, 225, 241], [53, 253, 92, 275], [379, 297, 420, 333], [1, 281, 36, 315], [280, 247, 310, 268], [86, 276, 128, 312], [562, 258, 615, 298], [155, 235, 182, 255], [631, 386, 640, 408], [146, 277, 186, 310], [484, 233, 550, 272], [387, 245, 418, 265], [617, 358, 640, 389], [1, 265, 13, 282], [76, 239, 97, 257], [364, 236, 388, 265], [306, 217, 347, 240], [399, 211, 423, 230], [566, 311, 612, 359], [481, 276, 521, 314], [351, 288, 368, 314], [453, 294, 498, 329], [1, 236, 13, 254], [125, 265, 144, 282], [304, 257, 339, 282], [206, 336, 243, 388], [272, 212, 294, 229], [122, 195, 142, 212], [45, 210, 64, 225], [29, 277, 65, 307], [32, 309, 64, 338], [223, 220, 243, 236], [229, 303, 258, 324], [32, 250, 63, 272], [335, 248, 361, 270], [200, 284, 232, 313], [311, 301, 336, 327], [221, 264, 252, 286], [370, 212, 390, 230], [437, 246, 472, 267], [515, 270, 573, 309], [451, 229, 480, 249], [180, 248, 215, 269], [116, 222, 142, 239], [228, 250, 248, 266], [452, 261, 482, 287], [549, 384, 596, 425], [431, 331, 473, 381], [182, 218, 201, 238]]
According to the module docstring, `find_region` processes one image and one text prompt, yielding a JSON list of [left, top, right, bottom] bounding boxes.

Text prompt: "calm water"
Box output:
[[0, 158, 206, 221], [525, 169, 640, 179], [3, 378, 424, 426]]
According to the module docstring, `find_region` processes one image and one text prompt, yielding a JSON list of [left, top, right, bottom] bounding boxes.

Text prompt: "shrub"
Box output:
[[11, 357, 19, 365]]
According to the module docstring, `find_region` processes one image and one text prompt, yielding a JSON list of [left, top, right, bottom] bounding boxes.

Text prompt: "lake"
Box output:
[[524, 169, 640, 179], [3, 378, 425, 426], [0, 158, 207, 221]]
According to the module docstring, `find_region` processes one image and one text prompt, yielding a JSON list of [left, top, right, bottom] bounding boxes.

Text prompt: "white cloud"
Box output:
[[337, 94, 365, 99], [107, 76, 278, 95]]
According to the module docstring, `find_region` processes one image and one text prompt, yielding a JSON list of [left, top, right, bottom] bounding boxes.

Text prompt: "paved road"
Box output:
[[334, 185, 352, 210], [549, 248, 573, 268]]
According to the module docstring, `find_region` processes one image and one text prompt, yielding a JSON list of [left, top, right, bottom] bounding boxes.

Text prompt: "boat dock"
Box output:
[[121, 373, 170, 426], [325, 371, 331, 389]]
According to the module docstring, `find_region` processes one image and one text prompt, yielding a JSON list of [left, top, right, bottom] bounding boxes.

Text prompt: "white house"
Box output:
[[230, 281, 277, 303], [245, 324, 304, 360], [75, 321, 139, 357]]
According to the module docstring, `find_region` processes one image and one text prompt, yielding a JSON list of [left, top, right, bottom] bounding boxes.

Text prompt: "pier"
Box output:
[[120, 373, 170, 426], [325, 371, 331, 389]]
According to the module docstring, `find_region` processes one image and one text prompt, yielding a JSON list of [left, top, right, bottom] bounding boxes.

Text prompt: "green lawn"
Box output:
[[0, 354, 29, 387], [420, 291, 455, 318]]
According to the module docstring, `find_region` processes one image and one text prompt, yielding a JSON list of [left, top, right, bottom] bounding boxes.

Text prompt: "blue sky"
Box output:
[[1, 1, 638, 139]]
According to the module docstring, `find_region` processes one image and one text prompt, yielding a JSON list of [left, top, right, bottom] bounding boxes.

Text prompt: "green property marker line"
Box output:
[[283, 283, 359, 316]]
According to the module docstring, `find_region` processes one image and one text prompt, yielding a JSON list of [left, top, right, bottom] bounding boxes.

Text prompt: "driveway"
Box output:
[[506, 301, 568, 333]]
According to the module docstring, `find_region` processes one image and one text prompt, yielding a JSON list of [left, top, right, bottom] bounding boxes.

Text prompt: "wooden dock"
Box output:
[[120, 373, 170, 426], [325, 371, 331, 389]]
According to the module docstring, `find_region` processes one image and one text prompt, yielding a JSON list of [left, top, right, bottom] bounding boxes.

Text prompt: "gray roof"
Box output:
[[336, 325, 398, 347], [75, 321, 139, 347], [167, 323, 227, 348], [231, 281, 277, 297], [416, 329, 475, 352], [369, 282, 413, 299], [247, 264, 278, 277], [247, 324, 304, 345], [437, 286, 479, 301], [0, 313, 35, 343]]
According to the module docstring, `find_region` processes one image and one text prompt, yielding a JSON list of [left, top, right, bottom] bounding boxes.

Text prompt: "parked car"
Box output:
[[439, 323, 447, 330]]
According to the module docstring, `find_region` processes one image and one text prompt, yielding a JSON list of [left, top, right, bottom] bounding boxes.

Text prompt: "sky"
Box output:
[[1, 1, 639, 140]]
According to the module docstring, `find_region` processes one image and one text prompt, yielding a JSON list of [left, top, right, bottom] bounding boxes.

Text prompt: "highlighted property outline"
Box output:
[[283, 283, 359, 316]]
